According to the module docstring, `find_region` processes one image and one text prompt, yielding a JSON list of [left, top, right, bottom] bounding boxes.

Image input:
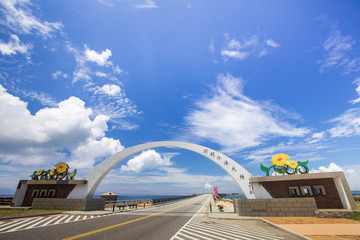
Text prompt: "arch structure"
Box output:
[[67, 141, 272, 199]]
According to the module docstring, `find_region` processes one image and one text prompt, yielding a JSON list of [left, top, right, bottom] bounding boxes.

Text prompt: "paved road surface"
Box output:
[[0, 194, 304, 240]]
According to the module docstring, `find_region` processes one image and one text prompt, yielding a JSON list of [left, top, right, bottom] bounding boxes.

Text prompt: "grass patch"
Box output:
[[356, 202, 360, 209], [0, 209, 62, 219], [351, 210, 360, 221]]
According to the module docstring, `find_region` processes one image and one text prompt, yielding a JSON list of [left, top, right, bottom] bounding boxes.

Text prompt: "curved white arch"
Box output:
[[68, 141, 271, 199]]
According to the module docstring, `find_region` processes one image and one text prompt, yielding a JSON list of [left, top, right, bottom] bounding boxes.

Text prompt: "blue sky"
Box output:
[[1, 0, 360, 196]]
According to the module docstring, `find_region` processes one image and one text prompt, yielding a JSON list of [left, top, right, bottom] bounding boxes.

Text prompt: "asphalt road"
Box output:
[[0, 194, 210, 240]]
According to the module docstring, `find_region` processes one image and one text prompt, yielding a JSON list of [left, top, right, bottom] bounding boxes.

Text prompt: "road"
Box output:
[[0, 194, 304, 240], [0, 194, 210, 240]]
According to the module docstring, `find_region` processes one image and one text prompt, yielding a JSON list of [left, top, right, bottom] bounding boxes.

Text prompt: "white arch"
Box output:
[[67, 141, 271, 199]]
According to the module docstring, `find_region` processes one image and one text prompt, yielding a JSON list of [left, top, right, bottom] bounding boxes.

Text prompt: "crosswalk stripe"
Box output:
[[74, 215, 81, 221], [6, 218, 44, 232], [177, 233, 199, 240], [190, 222, 283, 239], [54, 215, 68, 224], [65, 215, 74, 223], [189, 222, 284, 240], [182, 229, 219, 240], [186, 224, 251, 240], [40, 215, 63, 226], [186, 226, 240, 240], [0, 219, 32, 232], [25, 217, 52, 229], [82, 216, 87, 220]]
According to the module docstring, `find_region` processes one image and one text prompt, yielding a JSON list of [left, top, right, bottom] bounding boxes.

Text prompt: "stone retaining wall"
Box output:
[[234, 198, 317, 217], [315, 209, 358, 218], [32, 198, 105, 211]]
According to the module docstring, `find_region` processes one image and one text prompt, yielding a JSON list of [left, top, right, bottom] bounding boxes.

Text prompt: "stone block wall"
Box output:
[[32, 198, 105, 211], [234, 198, 317, 217]]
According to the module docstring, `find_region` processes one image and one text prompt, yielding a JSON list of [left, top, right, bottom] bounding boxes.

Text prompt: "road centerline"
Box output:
[[63, 196, 204, 240]]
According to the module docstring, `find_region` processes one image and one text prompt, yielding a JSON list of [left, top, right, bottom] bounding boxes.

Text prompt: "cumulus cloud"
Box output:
[[312, 163, 360, 190], [121, 150, 173, 173], [221, 33, 280, 61], [95, 84, 121, 96], [0, 0, 63, 38], [0, 84, 123, 168], [328, 108, 360, 137], [204, 182, 213, 190], [312, 162, 344, 173], [84, 47, 112, 66], [0, 34, 32, 56], [67, 44, 119, 83], [134, 0, 158, 9], [184, 73, 309, 154]]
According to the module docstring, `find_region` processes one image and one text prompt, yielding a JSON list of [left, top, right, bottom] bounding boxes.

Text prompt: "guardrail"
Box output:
[[105, 194, 199, 211]]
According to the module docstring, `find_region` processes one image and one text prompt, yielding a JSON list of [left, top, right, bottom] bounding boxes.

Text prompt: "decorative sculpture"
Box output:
[[260, 153, 309, 176], [30, 162, 77, 180]]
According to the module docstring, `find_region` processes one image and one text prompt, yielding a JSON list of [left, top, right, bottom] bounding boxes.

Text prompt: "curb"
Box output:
[[0, 212, 63, 220], [260, 218, 313, 240], [205, 201, 311, 240]]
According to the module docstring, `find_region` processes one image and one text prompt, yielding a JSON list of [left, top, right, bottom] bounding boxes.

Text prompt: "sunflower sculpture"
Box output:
[[260, 153, 309, 176], [30, 162, 77, 180]]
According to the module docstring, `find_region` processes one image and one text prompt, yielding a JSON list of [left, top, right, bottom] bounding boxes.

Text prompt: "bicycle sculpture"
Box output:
[[30, 162, 77, 180], [260, 153, 309, 176]]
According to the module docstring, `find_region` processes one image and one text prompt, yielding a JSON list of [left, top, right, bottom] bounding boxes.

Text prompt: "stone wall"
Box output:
[[234, 198, 317, 217], [315, 209, 357, 218], [32, 198, 105, 211]]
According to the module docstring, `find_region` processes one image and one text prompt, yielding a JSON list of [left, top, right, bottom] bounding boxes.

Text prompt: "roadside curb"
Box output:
[[205, 202, 311, 240], [260, 218, 313, 240]]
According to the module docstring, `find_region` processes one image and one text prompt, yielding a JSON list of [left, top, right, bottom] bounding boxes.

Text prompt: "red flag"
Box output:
[[214, 187, 218, 196]]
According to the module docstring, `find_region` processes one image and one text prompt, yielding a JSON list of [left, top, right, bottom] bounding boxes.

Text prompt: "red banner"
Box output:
[[214, 187, 218, 196]]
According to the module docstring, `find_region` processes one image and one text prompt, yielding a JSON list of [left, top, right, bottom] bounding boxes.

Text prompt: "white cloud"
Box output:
[[221, 33, 279, 61], [52, 70, 68, 79], [328, 108, 360, 137], [350, 77, 360, 104], [0, 0, 63, 38], [204, 182, 213, 190], [95, 84, 121, 96], [95, 72, 107, 78], [67, 44, 119, 83], [0, 84, 123, 168], [184, 73, 309, 154], [84, 46, 112, 66], [0, 34, 32, 56], [318, 28, 360, 73], [266, 39, 281, 48], [312, 162, 344, 173], [220, 50, 249, 60], [121, 150, 173, 173], [134, 0, 157, 9], [311, 163, 360, 190]]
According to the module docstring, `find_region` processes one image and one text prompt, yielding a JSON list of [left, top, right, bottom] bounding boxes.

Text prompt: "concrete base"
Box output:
[[234, 198, 317, 217], [32, 198, 105, 211]]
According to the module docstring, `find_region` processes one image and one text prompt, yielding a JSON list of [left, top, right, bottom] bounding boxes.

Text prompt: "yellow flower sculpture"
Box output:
[[288, 160, 298, 169], [271, 153, 290, 167], [36, 169, 44, 175], [55, 162, 69, 173], [49, 169, 56, 176]]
